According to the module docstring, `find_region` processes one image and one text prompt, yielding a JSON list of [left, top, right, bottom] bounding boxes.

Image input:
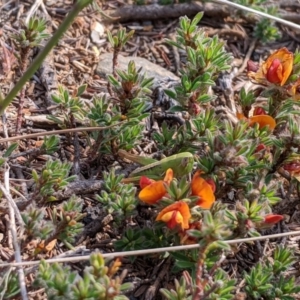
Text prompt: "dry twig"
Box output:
[[1, 165, 27, 300]]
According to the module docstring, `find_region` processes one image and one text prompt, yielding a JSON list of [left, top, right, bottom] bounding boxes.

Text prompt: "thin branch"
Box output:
[[106, 1, 300, 31], [0, 183, 24, 225], [0, 230, 300, 268], [2, 164, 28, 300], [0, 268, 12, 300], [0, 122, 124, 143], [236, 38, 257, 77]]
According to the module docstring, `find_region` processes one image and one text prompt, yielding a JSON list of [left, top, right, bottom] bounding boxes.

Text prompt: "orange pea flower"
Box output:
[[248, 115, 276, 130], [138, 169, 173, 205], [248, 47, 293, 86], [191, 171, 216, 209], [237, 113, 276, 131], [156, 201, 191, 230]]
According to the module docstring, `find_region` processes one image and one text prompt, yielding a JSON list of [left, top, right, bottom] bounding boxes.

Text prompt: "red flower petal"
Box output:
[[266, 58, 282, 84], [283, 162, 300, 172], [264, 214, 283, 224], [253, 107, 266, 116], [255, 144, 266, 153], [139, 176, 155, 189]]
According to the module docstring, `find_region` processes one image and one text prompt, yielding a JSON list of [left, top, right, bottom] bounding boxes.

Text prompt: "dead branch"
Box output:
[[53, 180, 103, 200], [105, 2, 299, 26]]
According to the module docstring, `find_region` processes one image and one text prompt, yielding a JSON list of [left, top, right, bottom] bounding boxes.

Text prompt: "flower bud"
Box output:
[[253, 107, 266, 116], [266, 58, 282, 84], [255, 144, 266, 153], [264, 214, 283, 224], [283, 162, 300, 172], [247, 60, 259, 72], [189, 103, 201, 116]]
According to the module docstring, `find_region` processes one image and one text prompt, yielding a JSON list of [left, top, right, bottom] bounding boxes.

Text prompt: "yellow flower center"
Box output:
[[160, 211, 174, 222], [160, 210, 184, 229]]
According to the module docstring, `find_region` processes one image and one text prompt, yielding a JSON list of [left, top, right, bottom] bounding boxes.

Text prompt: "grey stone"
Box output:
[[96, 52, 179, 87]]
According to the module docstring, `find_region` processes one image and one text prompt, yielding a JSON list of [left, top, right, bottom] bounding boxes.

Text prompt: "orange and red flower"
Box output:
[[248, 47, 293, 86], [191, 171, 216, 209], [156, 201, 191, 230], [138, 169, 173, 205], [237, 112, 276, 131]]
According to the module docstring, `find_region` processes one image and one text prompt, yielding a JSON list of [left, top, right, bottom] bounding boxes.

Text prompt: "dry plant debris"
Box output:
[[1, 0, 300, 299]]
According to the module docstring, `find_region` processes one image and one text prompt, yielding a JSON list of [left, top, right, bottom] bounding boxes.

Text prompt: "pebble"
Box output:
[[96, 52, 179, 88], [90, 21, 105, 44]]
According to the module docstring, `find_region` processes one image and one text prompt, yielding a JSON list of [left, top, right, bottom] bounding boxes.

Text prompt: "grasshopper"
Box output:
[[118, 149, 194, 183]]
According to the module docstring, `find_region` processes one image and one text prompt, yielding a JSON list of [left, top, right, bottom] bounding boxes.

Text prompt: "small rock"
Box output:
[[91, 21, 105, 44], [96, 52, 179, 88]]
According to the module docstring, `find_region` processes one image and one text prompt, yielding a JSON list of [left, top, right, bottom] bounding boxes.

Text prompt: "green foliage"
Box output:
[[50, 196, 84, 245], [107, 27, 135, 51], [34, 252, 131, 300], [87, 93, 145, 155], [0, 143, 18, 169], [254, 16, 281, 43], [206, 269, 236, 299], [239, 87, 256, 109], [31, 160, 76, 203], [244, 247, 300, 299], [2, 143, 18, 158], [160, 274, 193, 300], [108, 60, 153, 115], [232, 0, 281, 43], [2, 7, 300, 300], [188, 211, 232, 243], [22, 205, 54, 240], [161, 265, 236, 299], [96, 168, 138, 222], [152, 109, 219, 155], [114, 226, 170, 253], [22, 196, 84, 247], [48, 85, 87, 128], [166, 12, 232, 111], [0, 269, 20, 299], [41, 135, 60, 155], [12, 17, 49, 50]]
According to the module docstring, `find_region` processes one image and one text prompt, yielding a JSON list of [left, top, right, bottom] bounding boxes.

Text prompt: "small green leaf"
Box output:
[[76, 84, 87, 97], [3, 143, 18, 157]]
